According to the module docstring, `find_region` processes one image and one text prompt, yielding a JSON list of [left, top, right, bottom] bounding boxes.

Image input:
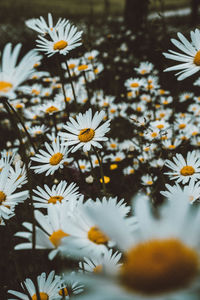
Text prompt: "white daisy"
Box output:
[[163, 29, 200, 80], [25, 13, 69, 35], [8, 270, 63, 299], [79, 194, 200, 300], [36, 22, 83, 57], [59, 108, 111, 153], [59, 272, 84, 299], [33, 180, 80, 208], [0, 43, 40, 99], [164, 150, 200, 184], [30, 136, 72, 176]]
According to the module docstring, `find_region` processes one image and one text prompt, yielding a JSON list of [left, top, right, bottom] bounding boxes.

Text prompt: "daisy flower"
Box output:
[[163, 29, 200, 80], [15, 202, 73, 260], [165, 151, 200, 184], [0, 163, 28, 221], [25, 12, 69, 35], [30, 136, 72, 176], [33, 180, 80, 208], [79, 248, 122, 276], [161, 179, 200, 203], [36, 22, 83, 57], [8, 270, 63, 299], [60, 272, 84, 299], [134, 61, 154, 75], [79, 194, 200, 300], [59, 109, 111, 153], [0, 43, 40, 99], [38, 99, 64, 115]]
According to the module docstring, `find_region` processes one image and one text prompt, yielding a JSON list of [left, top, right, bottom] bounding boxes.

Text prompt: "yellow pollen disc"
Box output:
[[127, 91, 133, 97], [110, 143, 117, 149], [80, 165, 86, 170], [78, 64, 88, 71], [0, 81, 13, 93], [103, 102, 109, 107], [0, 168, 2, 172], [136, 107, 142, 112], [130, 83, 139, 88], [140, 69, 146, 74], [88, 226, 109, 244], [144, 147, 150, 152], [35, 130, 42, 135], [53, 40, 68, 50], [100, 176, 110, 184], [32, 292, 49, 300], [160, 89, 165, 95], [147, 180, 153, 185], [192, 131, 198, 136], [59, 288, 68, 296], [180, 166, 195, 176], [48, 195, 64, 204], [88, 55, 94, 60], [94, 159, 99, 165], [151, 132, 158, 138], [69, 63, 76, 69], [45, 92, 50, 96], [159, 113, 165, 118], [0, 191, 6, 204], [110, 164, 118, 170], [45, 106, 58, 114], [93, 264, 103, 273], [32, 89, 40, 95], [115, 157, 121, 162], [120, 238, 198, 294], [130, 169, 135, 174], [163, 100, 169, 105], [78, 128, 95, 142], [49, 152, 63, 165], [94, 68, 99, 74], [194, 50, 200, 66], [168, 145, 175, 149], [156, 124, 164, 129], [179, 124, 186, 129], [110, 109, 116, 113], [65, 97, 71, 102], [15, 103, 23, 109], [49, 229, 69, 247]]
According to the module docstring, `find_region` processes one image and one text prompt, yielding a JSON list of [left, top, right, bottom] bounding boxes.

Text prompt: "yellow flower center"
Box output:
[[110, 164, 118, 170], [140, 69, 146, 74], [180, 166, 195, 176], [110, 143, 117, 149], [115, 157, 121, 162], [160, 89, 165, 95], [88, 226, 109, 244], [179, 124, 186, 129], [151, 132, 158, 138], [32, 89, 40, 95], [88, 55, 94, 60], [0, 81, 13, 93], [168, 145, 175, 149], [0, 191, 6, 204], [49, 153, 63, 165], [100, 176, 110, 184], [78, 65, 88, 71], [192, 131, 198, 136], [65, 97, 71, 102], [129, 169, 135, 174], [35, 130, 42, 135], [15, 103, 23, 109], [93, 264, 103, 273], [68, 63, 76, 69], [45, 106, 58, 114], [194, 50, 200, 66], [53, 40, 68, 50], [127, 91, 133, 97], [59, 288, 68, 296], [80, 165, 86, 170], [130, 83, 139, 88], [48, 195, 64, 204], [49, 229, 69, 247], [120, 238, 198, 294], [147, 180, 153, 185], [156, 124, 164, 129], [94, 68, 99, 74], [163, 100, 169, 105], [78, 128, 95, 142], [32, 293, 49, 300]]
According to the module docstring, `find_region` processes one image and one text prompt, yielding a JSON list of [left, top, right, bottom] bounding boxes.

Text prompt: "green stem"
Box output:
[[56, 56, 68, 113], [5, 99, 37, 153]]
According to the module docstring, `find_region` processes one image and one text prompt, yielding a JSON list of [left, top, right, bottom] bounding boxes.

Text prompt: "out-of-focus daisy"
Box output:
[[15, 203, 72, 260], [33, 180, 80, 208], [36, 22, 83, 57], [8, 270, 63, 299], [79, 194, 200, 300], [163, 29, 200, 80], [38, 99, 64, 115], [59, 109, 111, 153], [0, 163, 28, 221], [79, 249, 122, 276], [165, 150, 200, 184], [134, 61, 154, 75], [162, 138, 182, 150], [25, 13, 69, 35], [60, 272, 84, 299], [141, 174, 157, 186], [161, 180, 200, 204], [179, 92, 194, 102], [0, 43, 40, 99], [31, 136, 72, 176], [77, 159, 91, 173], [123, 166, 135, 175], [28, 124, 48, 138]]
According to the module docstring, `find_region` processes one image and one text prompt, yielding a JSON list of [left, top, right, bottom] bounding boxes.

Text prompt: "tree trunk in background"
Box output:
[[191, 0, 199, 26], [124, 0, 149, 31]]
